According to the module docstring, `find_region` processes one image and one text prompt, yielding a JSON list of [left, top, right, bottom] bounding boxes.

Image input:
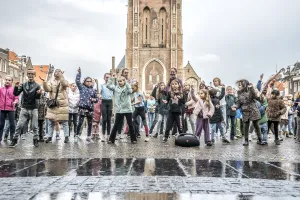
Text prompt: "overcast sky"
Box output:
[[0, 0, 299, 86]]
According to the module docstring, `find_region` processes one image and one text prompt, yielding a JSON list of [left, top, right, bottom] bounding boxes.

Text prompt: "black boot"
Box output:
[[33, 138, 39, 147], [275, 140, 280, 145], [64, 137, 69, 143], [153, 133, 158, 138], [243, 139, 249, 146], [39, 136, 44, 142], [45, 137, 52, 143], [9, 139, 18, 148], [163, 137, 168, 143]]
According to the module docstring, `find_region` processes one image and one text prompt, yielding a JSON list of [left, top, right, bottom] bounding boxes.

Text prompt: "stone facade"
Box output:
[[0, 48, 9, 86], [126, 0, 184, 93]]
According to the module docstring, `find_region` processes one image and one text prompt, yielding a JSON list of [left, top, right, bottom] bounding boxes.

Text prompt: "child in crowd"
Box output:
[[75, 67, 99, 143], [153, 82, 168, 138], [163, 78, 185, 143], [131, 82, 150, 142], [288, 100, 295, 137], [225, 86, 237, 140], [280, 98, 291, 138], [193, 89, 214, 146], [107, 74, 137, 144], [209, 86, 230, 144], [68, 83, 80, 137], [266, 89, 287, 145], [92, 93, 102, 140], [37, 89, 47, 142], [147, 95, 156, 129], [183, 83, 197, 135], [257, 96, 268, 145]]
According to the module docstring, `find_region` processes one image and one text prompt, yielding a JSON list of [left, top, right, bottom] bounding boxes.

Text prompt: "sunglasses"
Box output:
[[85, 80, 92, 83], [118, 80, 124, 82]]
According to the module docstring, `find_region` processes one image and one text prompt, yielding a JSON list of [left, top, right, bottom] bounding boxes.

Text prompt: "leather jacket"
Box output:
[[14, 81, 41, 109]]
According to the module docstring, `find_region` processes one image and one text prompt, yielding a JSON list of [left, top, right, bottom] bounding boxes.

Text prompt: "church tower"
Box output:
[[125, 0, 183, 92]]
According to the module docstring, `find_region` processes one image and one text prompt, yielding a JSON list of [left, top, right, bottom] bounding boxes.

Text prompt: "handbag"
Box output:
[[46, 83, 60, 108]]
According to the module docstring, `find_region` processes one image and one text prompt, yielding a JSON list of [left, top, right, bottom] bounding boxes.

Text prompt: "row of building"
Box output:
[[0, 48, 50, 86]]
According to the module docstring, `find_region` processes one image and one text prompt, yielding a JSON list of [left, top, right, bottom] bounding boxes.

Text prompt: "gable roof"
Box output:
[[9, 51, 18, 61], [184, 61, 200, 79]]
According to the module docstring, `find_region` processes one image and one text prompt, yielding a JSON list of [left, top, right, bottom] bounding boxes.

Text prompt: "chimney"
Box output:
[[112, 56, 115, 71]]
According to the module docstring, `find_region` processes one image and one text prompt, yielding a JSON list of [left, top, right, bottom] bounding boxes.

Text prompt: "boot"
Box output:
[[33, 138, 39, 147], [257, 138, 262, 145], [162, 137, 168, 143], [9, 138, 18, 148], [206, 141, 212, 146], [45, 137, 52, 143], [243, 139, 249, 146], [275, 140, 280, 145], [64, 137, 69, 143], [153, 133, 158, 138], [39, 136, 44, 142], [222, 137, 230, 143]]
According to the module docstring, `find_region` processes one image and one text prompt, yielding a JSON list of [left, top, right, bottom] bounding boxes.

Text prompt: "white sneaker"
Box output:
[[145, 136, 150, 142], [21, 135, 26, 140], [74, 136, 78, 143], [101, 135, 105, 142], [119, 134, 124, 139], [116, 135, 120, 140], [56, 135, 61, 140]]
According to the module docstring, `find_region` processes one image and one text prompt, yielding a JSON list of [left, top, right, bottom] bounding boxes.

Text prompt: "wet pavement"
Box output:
[[1, 132, 300, 199], [0, 132, 299, 162], [0, 158, 300, 180]]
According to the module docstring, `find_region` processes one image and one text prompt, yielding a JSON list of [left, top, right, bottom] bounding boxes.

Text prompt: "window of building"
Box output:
[[294, 81, 298, 93], [14, 69, 19, 78], [3, 60, 7, 72], [0, 59, 2, 71]]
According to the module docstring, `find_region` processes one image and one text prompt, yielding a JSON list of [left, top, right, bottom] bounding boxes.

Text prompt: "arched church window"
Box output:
[[143, 7, 151, 46], [159, 7, 167, 46]]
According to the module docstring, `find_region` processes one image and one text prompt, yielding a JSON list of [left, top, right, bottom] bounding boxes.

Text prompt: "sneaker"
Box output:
[[153, 133, 158, 138], [279, 137, 283, 141], [132, 140, 137, 144], [268, 134, 271, 138], [115, 135, 120, 140], [206, 142, 212, 146], [234, 136, 238, 140], [145, 136, 150, 142], [64, 137, 69, 143], [119, 134, 124, 139], [286, 134, 292, 138], [261, 141, 268, 145], [275, 140, 280, 145], [9, 139, 18, 148], [243, 140, 249, 146], [45, 137, 52, 143], [86, 137, 93, 143], [43, 135, 48, 140], [3, 136, 7, 142], [21, 135, 26, 140], [222, 138, 230, 143], [162, 137, 168, 143], [56, 135, 61, 140], [101, 135, 105, 142], [137, 135, 141, 138], [74, 136, 78, 143], [33, 138, 39, 147]]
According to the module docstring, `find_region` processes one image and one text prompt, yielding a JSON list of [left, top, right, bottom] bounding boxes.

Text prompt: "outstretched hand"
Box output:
[[39, 76, 45, 82]]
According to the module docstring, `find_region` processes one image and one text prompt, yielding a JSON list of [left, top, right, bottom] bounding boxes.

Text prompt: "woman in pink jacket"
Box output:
[[0, 75, 19, 142]]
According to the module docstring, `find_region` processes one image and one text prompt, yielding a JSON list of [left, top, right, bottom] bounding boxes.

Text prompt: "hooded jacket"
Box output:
[[76, 73, 98, 111], [14, 81, 41, 109], [0, 84, 19, 111], [68, 89, 80, 113]]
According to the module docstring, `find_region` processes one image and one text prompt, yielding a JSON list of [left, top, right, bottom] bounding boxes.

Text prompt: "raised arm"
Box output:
[[13, 82, 23, 96], [75, 73, 83, 91], [107, 77, 116, 91], [125, 82, 133, 95], [218, 86, 225, 100]]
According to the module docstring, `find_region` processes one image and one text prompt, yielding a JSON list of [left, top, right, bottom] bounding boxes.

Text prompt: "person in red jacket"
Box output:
[[0, 75, 19, 142], [92, 93, 102, 140]]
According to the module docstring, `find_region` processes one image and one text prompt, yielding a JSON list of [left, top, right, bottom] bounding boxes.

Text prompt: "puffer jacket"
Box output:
[[93, 100, 101, 122], [266, 97, 286, 122], [68, 89, 80, 113], [14, 81, 41, 109], [0, 84, 19, 111], [184, 90, 198, 110], [43, 77, 69, 121], [107, 77, 133, 113], [193, 99, 215, 119], [76, 73, 98, 111]]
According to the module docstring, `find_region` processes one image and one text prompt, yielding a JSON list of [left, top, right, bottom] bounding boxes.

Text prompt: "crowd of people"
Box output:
[[0, 66, 299, 148]]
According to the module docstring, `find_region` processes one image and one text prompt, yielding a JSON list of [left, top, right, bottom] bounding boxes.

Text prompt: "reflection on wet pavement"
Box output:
[[31, 192, 297, 200], [1, 158, 300, 180]]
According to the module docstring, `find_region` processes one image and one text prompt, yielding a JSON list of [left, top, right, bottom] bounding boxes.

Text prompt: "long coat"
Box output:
[[236, 87, 261, 122], [266, 98, 286, 122], [43, 78, 69, 121]]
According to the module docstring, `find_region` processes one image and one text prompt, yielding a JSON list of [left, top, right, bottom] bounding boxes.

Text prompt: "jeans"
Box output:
[[101, 100, 112, 135], [226, 116, 236, 139], [148, 112, 155, 129], [210, 122, 225, 140], [13, 108, 38, 140], [288, 115, 293, 134], [184, 113, 196, 135], [156, 114, 168, 134], [109, 113, 136, 143], [45, 119, 49, 137], [133, 107, 149, 136], [77, 113, 93, 137], [48, 120, 69, 138], [68, 113, 78, 136], [260, 122, 268, 143], [0, 110, 15, 141]]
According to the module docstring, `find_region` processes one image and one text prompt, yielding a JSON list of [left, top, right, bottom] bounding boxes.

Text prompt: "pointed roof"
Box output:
[[184, 61, 200, 79], [26, 57, 33, 69], [117, 55, 126, 69]]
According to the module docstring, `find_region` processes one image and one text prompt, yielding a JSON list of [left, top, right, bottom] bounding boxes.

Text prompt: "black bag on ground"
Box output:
[[175, 133, 200, 147], [46, 83, 60, 108]]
